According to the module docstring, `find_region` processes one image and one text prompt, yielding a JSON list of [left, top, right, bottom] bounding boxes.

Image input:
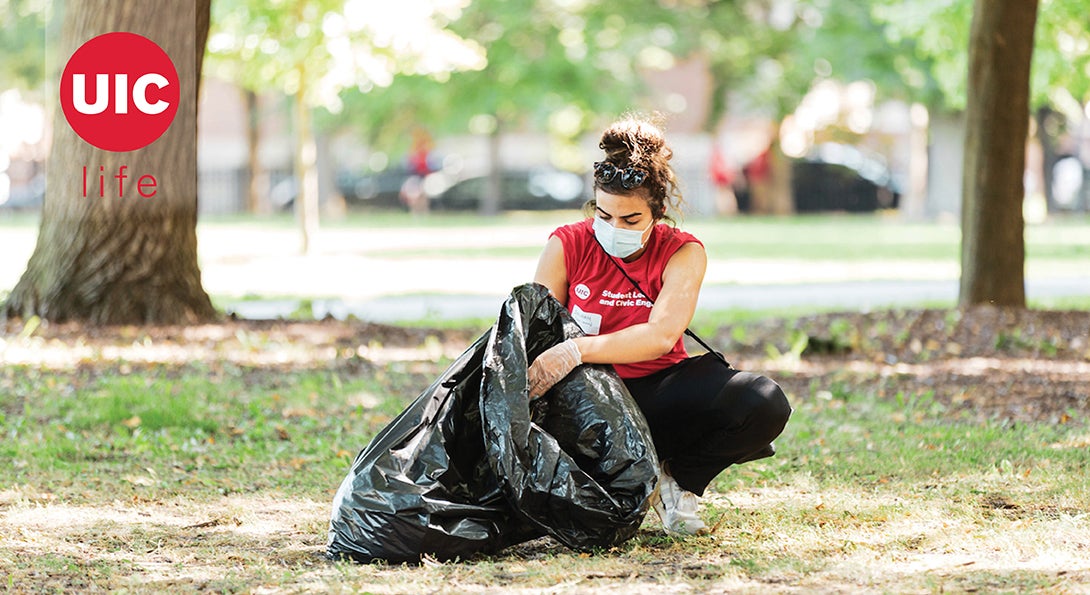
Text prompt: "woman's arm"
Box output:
[[533, 235, 569, 306], [574, 242, 706, 364]]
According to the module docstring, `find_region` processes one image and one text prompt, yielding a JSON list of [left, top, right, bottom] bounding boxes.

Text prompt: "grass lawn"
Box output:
[[193, 209, 1089, 262], [2, 211, 1088, 591], [2, 313, 1088, 593], [4, 212, 1089, 308]]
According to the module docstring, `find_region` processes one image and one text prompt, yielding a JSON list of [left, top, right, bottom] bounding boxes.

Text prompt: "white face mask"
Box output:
[[593, 216, 653, 259]]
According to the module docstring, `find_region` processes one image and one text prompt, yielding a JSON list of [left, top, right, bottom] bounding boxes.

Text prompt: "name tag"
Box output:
[[572, 305, 602, 335]]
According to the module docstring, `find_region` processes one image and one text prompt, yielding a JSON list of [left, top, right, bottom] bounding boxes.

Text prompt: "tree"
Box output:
[[2, 0, 216, 324], [661, 2, 936, 215], [874, 0, 1090, 307], [876, 0, 1090, 112], [334, 0, 677, 215], [959, 0, 1038, 307], [207, 0, 485, 248], [206, 0, 341, 254], [450, 0, 687, 214]]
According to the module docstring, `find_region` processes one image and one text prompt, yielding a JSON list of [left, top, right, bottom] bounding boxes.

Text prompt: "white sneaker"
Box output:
[[650, 470, 708, 535]]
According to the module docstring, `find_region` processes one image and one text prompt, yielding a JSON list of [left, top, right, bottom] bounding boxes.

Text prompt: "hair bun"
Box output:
[[598, 115, 668, 167], [592, 112, 683, 221]]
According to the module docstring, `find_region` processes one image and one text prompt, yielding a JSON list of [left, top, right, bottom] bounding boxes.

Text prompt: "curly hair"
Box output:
[[590, 113, 684, 221]]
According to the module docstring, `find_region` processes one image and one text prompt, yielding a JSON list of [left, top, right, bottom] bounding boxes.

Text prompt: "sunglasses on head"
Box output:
[[593, 161, 648, 189]]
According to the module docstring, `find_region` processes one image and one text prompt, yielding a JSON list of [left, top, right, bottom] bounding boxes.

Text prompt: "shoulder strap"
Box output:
[[595, 237, 730, 366]]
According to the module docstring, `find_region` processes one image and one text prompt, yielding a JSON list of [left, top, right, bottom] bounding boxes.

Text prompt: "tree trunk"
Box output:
[[2, 0, 216, 325], [959, 0, 1038, 308], [901, 103, 931, 221], [768, 137, 794, 216], [244, 88, 264, 214], [1034, 106, 1060, 211], [293, 74, 319, 254], [480, 121, 503, 216]]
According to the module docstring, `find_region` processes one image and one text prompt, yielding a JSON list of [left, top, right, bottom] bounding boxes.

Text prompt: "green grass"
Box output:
[[3, 327, 1089, 592], [725, 386, 1089, 497], [4, 353, 1087, 509], [258, 211, 1088, 262], [3, 353, 1088, 592], [11, 209, 1087, 263], [1, 362, 425, 503], [0, 212, 40, 227], [4, 209, 1090, 591], [699, 384, 1090, 592]]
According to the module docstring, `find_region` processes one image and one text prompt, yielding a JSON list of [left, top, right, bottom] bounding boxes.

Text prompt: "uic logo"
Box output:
[[60, 32, 179, 152], [71, 73, 171, 115]]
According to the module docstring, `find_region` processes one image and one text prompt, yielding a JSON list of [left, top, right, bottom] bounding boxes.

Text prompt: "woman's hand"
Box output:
[[527, 339, 582, 400]]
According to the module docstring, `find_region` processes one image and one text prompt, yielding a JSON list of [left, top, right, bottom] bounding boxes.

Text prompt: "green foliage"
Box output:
[[871, 0, 973, 109], [207, 0, 484, 110], [0, 0, 51, 92], [764, 328, 809, 362], [994, 328, 1061, 356], [673, 1, 940, 123], [207, 0, 352, 104], [209, 0, 1089, 163], [331, 0, 675, 156], [340, 0, 935, 147], [798, 2, 944, 105], [873, 0, 1090, 110], [1033, 0, 1090, 114]]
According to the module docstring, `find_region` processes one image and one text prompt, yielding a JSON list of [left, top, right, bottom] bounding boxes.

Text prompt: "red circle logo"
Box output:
[[60, 32, 179, 152]]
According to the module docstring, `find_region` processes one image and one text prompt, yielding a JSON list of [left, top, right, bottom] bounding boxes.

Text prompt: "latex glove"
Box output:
[[527, 339, 582, 400]]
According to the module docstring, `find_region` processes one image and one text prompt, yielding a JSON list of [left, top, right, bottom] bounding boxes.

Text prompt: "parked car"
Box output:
[[735, 143, 900, 213], [790, 143, 901, 212], [336, 167, 415, 210], [428, 168, 587, 211], [267, 174, 297, 212]]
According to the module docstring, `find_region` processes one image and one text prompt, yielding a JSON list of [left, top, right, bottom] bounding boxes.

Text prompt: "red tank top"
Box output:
[[550, 219, 703, 379]]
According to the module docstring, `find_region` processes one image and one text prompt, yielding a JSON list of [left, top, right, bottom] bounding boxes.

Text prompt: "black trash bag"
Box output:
[[327, 283, 659, 564]]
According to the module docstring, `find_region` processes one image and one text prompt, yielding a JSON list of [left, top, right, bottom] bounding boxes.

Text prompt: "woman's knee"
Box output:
[[754, 375, 792, 423], [731, 372, 792, 433]]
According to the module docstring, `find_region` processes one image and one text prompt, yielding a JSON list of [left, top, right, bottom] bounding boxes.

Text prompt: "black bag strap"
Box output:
[[594, 237, 731, 367]]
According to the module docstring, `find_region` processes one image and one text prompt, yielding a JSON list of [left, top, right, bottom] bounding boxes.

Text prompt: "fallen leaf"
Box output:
[[184, 517, 242, 529]]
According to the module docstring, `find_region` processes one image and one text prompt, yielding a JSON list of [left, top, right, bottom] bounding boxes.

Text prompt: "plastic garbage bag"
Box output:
[[327, 283, 659, 563]]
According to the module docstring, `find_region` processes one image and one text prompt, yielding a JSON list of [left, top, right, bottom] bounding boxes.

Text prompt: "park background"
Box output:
[[2, 0, 1090, 593]]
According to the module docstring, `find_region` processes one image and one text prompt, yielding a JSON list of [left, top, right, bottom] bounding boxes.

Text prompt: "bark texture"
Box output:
[[959, 0, 1039, 307], [3, 0, 216, 325]]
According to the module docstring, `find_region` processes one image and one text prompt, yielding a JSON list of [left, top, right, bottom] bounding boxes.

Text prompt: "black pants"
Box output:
[[623, 353, 792, 496]]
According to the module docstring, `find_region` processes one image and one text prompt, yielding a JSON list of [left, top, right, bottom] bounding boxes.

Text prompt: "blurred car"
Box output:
[[735, 143, 900, 213], [336, 167, 414, 210], [790, 143, 901, 212], [1051, 155, 1087, 211], [268, 174, 297, 212], [428, 168, 587, 211]]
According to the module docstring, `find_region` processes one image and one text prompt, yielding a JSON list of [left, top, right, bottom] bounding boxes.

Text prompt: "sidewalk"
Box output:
[[225, 277, 1090, 323], [5, 219, 1088, 323]]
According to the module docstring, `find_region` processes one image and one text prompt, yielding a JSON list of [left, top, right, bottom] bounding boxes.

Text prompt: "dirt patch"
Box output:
[[711, 306, 1090, 425], [4, 306, 1089, 425]]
